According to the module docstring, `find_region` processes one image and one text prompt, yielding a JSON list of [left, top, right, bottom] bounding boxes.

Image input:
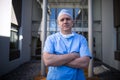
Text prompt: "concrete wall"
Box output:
[[93, 0, 102, 60], [0, 0, 33, 76], [102, 0, 120, 70], [0, 0, 21, 76], [21, 0, 32, 62], [31, 0, 42, 37], [31, 0, 42, 56]]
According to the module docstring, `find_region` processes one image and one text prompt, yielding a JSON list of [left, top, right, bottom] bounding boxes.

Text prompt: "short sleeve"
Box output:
[[43, 36, 54, 54], [79, 36, 92, 59]]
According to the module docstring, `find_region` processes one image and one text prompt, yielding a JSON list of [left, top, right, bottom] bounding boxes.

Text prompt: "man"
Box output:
[[43, 9, 92, 80]]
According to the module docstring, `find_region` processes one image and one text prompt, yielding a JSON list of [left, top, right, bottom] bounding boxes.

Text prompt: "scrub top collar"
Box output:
[[59, 31, 75, 38]]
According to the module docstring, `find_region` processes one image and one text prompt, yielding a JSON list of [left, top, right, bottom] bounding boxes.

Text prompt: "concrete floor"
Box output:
[[0, 60, 41, 80], [0, 59, 120, 80], [93, 60, 120, 80]]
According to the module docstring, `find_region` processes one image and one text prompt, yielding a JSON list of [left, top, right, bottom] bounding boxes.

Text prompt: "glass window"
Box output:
[[117, 27, 120, 50], [10, 26, 19, 50], [82, 9, 88, 21], [49, 8, 57, 32], [75, 8, 80, 19], [9, 24, 20, 61], [50, 8, 56, 19], [114, 0, 120, 50], [74, 8, 88, 28], [10, 0, 22, 61], [49, 20, 56, 28], [49, 8, 88, 34]]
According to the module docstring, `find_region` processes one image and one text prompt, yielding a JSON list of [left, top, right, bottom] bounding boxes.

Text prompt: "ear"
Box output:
[[57, 20, 58, 24], [57, 20, 60, 26]]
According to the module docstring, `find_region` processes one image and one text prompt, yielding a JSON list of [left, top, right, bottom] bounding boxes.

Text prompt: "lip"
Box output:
[[63, 24, 69, 27], [63, 25, 70, 28]]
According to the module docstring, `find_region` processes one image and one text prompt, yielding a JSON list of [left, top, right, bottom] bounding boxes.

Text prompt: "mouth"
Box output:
[[63, 24, 69, 27]]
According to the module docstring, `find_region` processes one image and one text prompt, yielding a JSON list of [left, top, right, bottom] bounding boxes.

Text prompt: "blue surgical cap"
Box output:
[[57, 9, 73, 20]]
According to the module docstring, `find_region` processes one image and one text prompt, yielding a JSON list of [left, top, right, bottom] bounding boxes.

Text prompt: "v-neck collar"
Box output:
[[59, 32, 75, 53], [59, 31, 74, 39]]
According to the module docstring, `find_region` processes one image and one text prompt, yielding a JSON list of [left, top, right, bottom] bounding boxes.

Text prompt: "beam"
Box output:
[[41, 0, 47, 77], [88, 0, 93, 77]]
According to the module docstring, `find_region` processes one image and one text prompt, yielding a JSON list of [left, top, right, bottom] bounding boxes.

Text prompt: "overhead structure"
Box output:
[[40, 0, 93, 77], [40, 0, 48, 77]]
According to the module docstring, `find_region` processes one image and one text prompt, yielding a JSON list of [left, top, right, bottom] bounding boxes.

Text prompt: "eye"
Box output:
[[60, 18, 71, 22], [60, 19, 64, 22], [66, 18, 70, 20]]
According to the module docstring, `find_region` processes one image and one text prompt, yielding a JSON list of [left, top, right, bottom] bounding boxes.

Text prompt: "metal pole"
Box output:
[[41, 0, 47, 77], [88, 0, 93, 77]]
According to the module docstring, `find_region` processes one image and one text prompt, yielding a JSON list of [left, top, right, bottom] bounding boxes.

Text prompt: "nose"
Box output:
[[63, 19, 67, 23]]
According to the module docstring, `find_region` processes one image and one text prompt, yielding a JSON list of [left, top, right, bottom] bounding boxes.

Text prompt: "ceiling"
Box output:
[[47, 0, 88, 8], [48, 0, 87, 3]]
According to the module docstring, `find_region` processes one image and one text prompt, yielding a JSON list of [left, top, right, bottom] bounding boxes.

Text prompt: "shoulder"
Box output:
[[73, 32, 86, 40], [46, 32, 60, 41]]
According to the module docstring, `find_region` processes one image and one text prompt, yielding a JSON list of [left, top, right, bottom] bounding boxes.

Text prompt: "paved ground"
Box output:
[[0, 59, 120, 80], [0, 60, 41, 80], [93, 60, 120, 80]]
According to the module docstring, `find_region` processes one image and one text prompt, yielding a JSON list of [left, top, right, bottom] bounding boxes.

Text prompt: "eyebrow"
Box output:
[[60, 18, 71, 21]]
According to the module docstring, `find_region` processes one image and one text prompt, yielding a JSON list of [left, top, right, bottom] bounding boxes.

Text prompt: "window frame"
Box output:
[[9, 0, 22, 61], [114, 0, 120, 61]]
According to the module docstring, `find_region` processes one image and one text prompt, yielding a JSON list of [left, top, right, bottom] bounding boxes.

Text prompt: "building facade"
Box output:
[[0, 0, 120, 76]]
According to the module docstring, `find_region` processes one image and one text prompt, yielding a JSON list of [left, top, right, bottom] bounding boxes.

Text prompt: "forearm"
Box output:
[[43, 52, 79, 67], [66, 56, 90, 69]]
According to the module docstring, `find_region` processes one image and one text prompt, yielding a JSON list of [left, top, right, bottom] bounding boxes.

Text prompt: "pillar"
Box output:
[[41, 0, 47, 77], [88, 0, 94, 77]]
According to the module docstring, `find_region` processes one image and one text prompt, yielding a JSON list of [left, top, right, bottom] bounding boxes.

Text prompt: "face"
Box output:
[[57, 14, 73, 33]]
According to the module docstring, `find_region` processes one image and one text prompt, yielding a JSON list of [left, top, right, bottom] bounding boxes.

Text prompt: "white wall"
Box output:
[[0, 0, 33, 76], [0, 0, 21, 76], [0, 0, 11, 37], [102, 0, 120, 70], [0, 0, 12, 76]]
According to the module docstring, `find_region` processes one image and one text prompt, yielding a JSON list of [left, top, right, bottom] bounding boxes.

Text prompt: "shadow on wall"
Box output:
[[0, 36, 10, 76]]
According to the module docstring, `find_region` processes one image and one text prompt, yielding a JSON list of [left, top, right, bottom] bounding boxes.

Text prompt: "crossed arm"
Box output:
[[43, 52, 90, 69]]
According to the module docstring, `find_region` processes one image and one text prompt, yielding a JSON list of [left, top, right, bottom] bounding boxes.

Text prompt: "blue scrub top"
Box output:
[[44, 32, 92, 80]]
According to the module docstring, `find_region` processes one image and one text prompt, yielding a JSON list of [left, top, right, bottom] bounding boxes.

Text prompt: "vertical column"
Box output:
[[41, 0, 47, 77], [88, 0, 93, 77]]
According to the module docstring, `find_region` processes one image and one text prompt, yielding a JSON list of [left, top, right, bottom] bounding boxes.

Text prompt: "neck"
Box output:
[[61, 30, 72, 35]]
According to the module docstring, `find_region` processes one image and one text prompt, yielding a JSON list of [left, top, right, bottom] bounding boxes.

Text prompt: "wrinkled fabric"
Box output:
[[44, 32, 92, 80]]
